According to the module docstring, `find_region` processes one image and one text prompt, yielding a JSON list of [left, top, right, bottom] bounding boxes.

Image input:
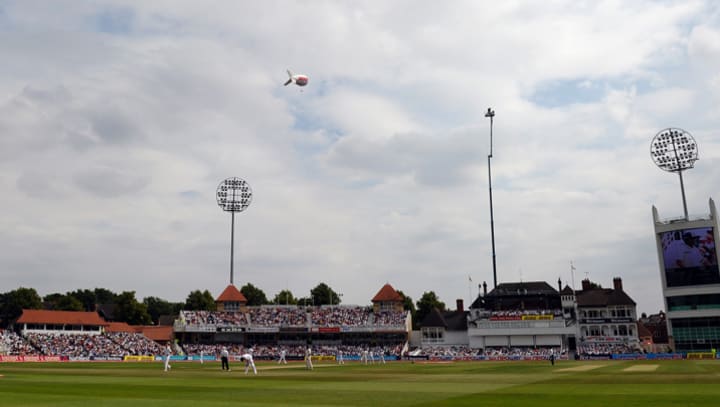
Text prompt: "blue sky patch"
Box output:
[[179, 190, 200, 200], [530, 78, 654, 108], [94, 7, 134, 35], [530, 78, 606, 107]]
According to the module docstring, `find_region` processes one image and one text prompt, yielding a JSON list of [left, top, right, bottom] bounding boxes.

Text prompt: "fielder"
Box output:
[[240, 353, 257, 375], [163, 345, 172, 372], [305, 346, 313, 370]]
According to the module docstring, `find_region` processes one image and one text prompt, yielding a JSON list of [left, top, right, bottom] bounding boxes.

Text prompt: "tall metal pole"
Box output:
[[485, 108, 497, 288], [678, 171, 689, 220], [230, 211, 235, 285]]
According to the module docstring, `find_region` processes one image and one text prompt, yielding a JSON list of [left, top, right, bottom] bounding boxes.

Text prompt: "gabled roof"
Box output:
[[372, 283, 403, 302], [560, 285, 574, 295], [17, 310, 107, 326], [637, 321, 653, 339], [420, 307, 468, 331], [96, 304, 116, 321], [576, 287, 635, 307], [216, 284, 247, 303], [421, 307, 448, 328]]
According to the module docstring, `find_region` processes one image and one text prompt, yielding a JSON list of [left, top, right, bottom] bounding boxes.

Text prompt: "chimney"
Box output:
[[483, 281, 488, 296], [456, 299, 464, 313], [581, 279, 591, 291], [613, 277, 623, 291], [558, 278, 562, 292]]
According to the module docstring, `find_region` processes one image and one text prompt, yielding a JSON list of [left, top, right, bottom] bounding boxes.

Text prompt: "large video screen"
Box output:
[[660, 227, 719, 287]]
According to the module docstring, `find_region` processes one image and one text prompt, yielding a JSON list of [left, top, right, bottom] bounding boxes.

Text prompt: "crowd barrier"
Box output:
[[1, 352, 709, 362], [0, 355, 66, 362], [124, 355, 155, 362], [602, 353, 684, 360]]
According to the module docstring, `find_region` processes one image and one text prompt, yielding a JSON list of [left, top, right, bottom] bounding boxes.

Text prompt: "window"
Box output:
[[422, 327, 445, 344]]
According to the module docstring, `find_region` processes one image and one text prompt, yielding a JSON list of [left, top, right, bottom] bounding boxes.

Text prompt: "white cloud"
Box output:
[[1, 0, 720, 316]]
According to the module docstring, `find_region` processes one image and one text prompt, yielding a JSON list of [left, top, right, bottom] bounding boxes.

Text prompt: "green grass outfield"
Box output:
[[2, 359, 720, 406]]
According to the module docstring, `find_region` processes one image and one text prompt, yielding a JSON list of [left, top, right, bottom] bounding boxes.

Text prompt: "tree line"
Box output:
[[0, 284, 447, 330]]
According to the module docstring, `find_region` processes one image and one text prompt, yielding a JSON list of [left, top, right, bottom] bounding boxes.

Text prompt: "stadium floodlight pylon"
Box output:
[[216, 177, 253, 285], [650, 128, 699, 220]]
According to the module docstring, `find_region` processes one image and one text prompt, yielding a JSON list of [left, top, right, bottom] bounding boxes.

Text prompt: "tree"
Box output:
[[310, 283, 341, 305], [296, 297, 313, 306], [240, 283, 269, 306], [184, 290, 216, 311], [272, 290, 298, 305], [66, 289, 100, 311], [144, 296, 182, 325], [0, 287, 43, 327], [415, 291, 445, 327], [44, 293, 83, 311], [114, 291, 152, 325], [94, 288, 117, 305], [43, 293, 65, 310], [396, 290, 417, 329]]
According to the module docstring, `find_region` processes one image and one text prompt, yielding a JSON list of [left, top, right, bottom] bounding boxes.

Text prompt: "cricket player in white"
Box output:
[[164, 345, 172, 371], [305, 347, 313, 370], [240, 353, 257, 375], [337, 349, 344, 365], [278, 348, 287, 364]]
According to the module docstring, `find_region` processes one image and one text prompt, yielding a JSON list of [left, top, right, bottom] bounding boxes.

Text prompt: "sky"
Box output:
[[1, 1, 720, 316]]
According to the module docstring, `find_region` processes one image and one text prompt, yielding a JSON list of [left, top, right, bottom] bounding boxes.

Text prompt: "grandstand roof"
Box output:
[[140, 326, 173, 341], [105, 322, 135, 332], [17, 309, 107, 326], [216, 284, 247, 303], [469, 281, 562, 310], [104, 322, 172, 341], [372, 283, 403, 302], [487, 281, 558, 296]]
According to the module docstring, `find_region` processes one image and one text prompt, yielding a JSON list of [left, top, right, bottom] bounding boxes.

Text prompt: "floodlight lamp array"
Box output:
[[216, 177, 253, 212], [650, 128, 698, 172]]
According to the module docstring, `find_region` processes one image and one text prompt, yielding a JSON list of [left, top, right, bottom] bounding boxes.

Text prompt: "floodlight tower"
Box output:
[[485, 107, 498, 288], [216, 177, 253, 285], [650, 128, 699, 220]]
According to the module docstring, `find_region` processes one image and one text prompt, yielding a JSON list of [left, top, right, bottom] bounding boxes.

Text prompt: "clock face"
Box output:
[[650, 128, 698, 172], [216, 177, 253, 212]]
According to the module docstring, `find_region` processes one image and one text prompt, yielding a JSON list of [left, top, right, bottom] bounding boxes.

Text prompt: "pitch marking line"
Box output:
[[623, 364, 659, 372], [556, 364, 605, 372], [260, 364, 338, 371]]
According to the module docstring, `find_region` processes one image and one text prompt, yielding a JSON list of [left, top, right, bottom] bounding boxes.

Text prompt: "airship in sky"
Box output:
[[284, 69, 308, 87]]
